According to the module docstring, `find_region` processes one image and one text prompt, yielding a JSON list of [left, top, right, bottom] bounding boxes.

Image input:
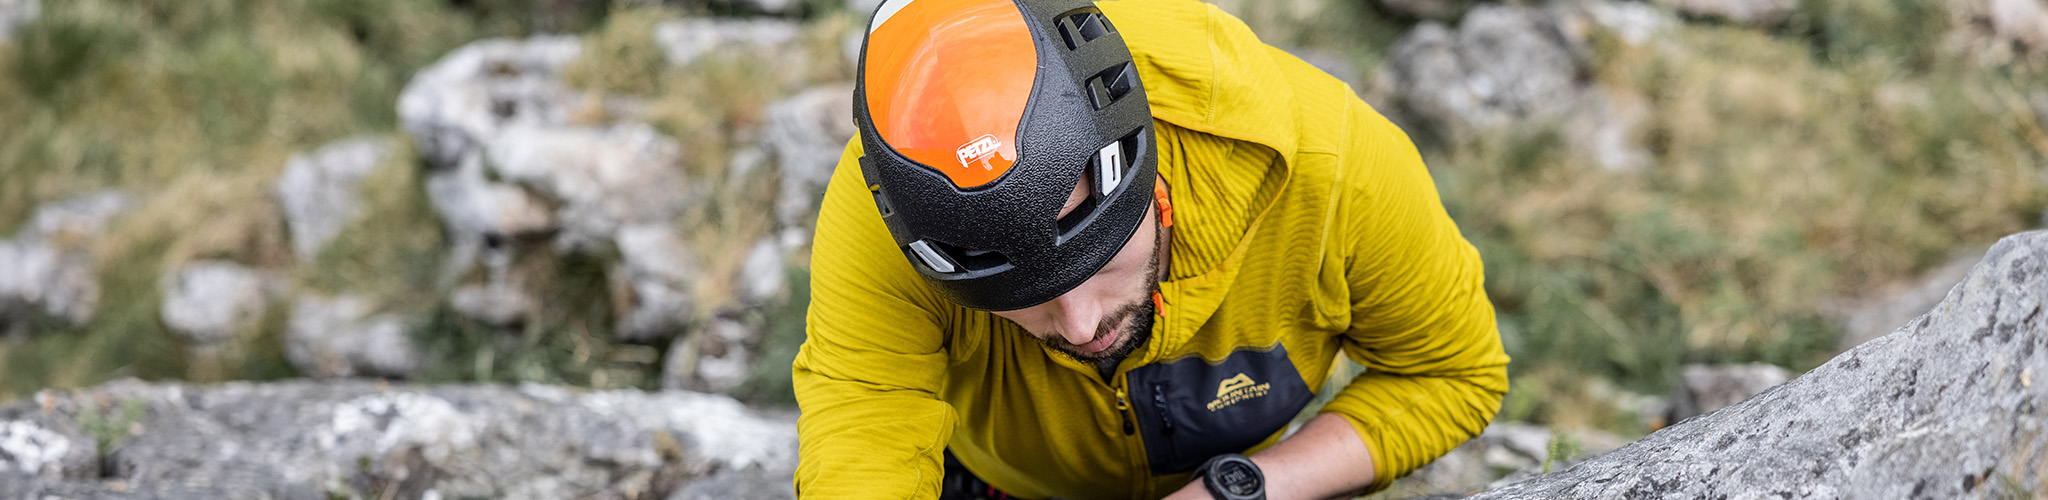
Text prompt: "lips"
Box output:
[[1078, 327, 1121, 354]]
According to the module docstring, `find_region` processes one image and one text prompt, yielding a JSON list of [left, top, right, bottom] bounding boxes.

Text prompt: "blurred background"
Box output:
[[0, 0, 2043, 494]]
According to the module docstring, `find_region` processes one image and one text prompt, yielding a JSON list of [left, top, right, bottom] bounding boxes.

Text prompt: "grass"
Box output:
[[1435, 15, 2048, 428], [1, 0, 2043, 439]]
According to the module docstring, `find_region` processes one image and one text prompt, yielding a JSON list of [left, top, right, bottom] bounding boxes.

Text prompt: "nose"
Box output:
[[1051, 294, 1099, 346]]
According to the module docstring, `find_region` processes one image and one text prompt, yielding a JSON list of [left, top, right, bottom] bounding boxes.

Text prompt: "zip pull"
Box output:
[[1114, 385, 1134, 435]]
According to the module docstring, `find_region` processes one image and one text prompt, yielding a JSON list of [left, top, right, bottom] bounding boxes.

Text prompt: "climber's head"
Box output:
[[852, 0, 1157, 313]]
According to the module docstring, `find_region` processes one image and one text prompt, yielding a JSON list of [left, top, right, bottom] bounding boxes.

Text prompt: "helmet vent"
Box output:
[[911, 239, 1012, 274], [1087, 62, 1139, 110], [908, 240, 955, 273], [1056, 9, 1115, 51]]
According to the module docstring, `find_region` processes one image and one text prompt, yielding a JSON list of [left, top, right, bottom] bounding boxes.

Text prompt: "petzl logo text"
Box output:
[[956, 134, 1001, 170]]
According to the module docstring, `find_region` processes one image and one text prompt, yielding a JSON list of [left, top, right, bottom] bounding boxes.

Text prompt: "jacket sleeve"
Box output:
[[1314, 101, 1511, 492], [792, 139, 958, 499]]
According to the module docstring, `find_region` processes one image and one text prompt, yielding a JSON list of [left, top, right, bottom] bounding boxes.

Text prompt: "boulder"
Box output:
[[486, 123, 691, 252], [1372, 1, 1668, 171], [285, 295, 419, 379], [708, 0, 803, 15], [0, 0, 35, 43], [449, 280, 535, 328], [0, 380, 797, 500], [762, 83, 855, 229], [1828, 247, 1984, 351], [737, 237, 786, 305], [274, 137, 393, 261], [1653, 0, 1798, 26], [1453, 230, 2048, 498], [1375, 0, 1481, 22], [0, 190, 132, 331], [653, 18, 802, 68], [1665, 362, 1793, 423], [1947, 0, 2048, 66], [159, 260, 271, 348], [663, 314, 761, 394], [397, 36, 583, 172], [0, 240, 98, 330], [614, 224, 700, 343], [1387, 423, 1628, 497]]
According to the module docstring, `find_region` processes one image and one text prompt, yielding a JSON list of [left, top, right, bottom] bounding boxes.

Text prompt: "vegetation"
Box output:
[[3, 0, 2045, 447]]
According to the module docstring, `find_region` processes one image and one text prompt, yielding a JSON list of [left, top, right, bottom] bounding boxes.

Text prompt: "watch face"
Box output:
[[1217, 461, 1260, 495]]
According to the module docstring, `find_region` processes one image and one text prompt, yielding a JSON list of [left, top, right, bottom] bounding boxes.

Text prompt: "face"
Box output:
[[991, 176, 1164, 364]]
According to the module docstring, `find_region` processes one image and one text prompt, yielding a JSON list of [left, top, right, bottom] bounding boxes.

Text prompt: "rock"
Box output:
[[1828, 248, 1984, 350], [1453, 230, 2048, 499], [449, 281, 535, 328], [24, 190, 131, 245], [398, 35, 583, 172], [1653, 0, 1797, 26], [486, 123, 691, 252], [0, 190, 131, 331], [1948, 0, 2048, 66], [846, 0, 885, 19], [738, 237, 785, 305], [0, 0, 36, 44], [709, 0, 802, 15], [285, 295, 419, 379], [1372, 2, 1668, 171], [159, 260, 271, 347], [275, 137, 393, 261], [763, 83, 855, 228], [1665, 363, 1793, 423], [0, 379, 797, 499], [653, 18, 802, 68], [1387, 422, 1632, 497], [663, 315, 760, 394], [0, 418, 93, 479], [615, 224, 699, 342], [1375, 0, 1480, 22], [0, 239, 97, 329]]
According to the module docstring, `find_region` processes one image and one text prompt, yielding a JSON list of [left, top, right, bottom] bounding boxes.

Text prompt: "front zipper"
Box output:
[[1114, 383, 1134, 435]]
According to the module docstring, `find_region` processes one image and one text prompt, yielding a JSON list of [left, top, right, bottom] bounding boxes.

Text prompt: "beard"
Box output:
[[1036, 230, 1162, 364]]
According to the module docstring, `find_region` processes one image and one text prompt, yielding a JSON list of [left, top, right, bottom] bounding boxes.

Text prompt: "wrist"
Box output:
[[1191, 453, 1265, 500]]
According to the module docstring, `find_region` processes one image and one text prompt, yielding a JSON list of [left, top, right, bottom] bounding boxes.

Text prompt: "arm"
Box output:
[[1167, 104, 1508, 499], [793, 139, 959, 499]]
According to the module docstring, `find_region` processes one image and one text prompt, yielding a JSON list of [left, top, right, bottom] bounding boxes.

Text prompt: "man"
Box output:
[[793, 0, 1509, 498]]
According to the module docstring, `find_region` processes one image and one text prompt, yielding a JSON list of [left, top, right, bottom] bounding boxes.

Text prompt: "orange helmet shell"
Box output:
[[862, 0, 1037, 189]]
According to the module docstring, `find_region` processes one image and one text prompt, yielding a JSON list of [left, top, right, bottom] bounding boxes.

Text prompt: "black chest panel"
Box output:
[[1125, 343, 1315, 475]]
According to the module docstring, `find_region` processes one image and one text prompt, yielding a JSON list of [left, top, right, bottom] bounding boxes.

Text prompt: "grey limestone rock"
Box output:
[[0, 190, 132, 331], [663, 315, 761, 394], [159, 260, 271, 347], [1390, 423, 1629, 496], [614, 224, 700, 342], [1456, 230, 2048, 499], [1373, 1, 1668, 171], [1376, 0, 1481, 21], [0, 380, 797, 500], [486, 123, 692, 253], [1653, 0, 1798, 25], [653, 18, 802, 68], [274, 137, 393, 261], [1666, 362, 1793, 423], [0, 0, 33, 44], [763, 83, 855, 229], [1828, 248, 1985, 351], [285, 295, 419, 379]]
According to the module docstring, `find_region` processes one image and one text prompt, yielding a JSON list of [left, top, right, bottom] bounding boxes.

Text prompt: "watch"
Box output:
[[1191, 453, 1265, 500]]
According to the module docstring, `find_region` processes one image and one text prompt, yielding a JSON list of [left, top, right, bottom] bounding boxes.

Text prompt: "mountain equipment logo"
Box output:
[[957, 134, 1002, 171], [1207, 372, 1272, 412]]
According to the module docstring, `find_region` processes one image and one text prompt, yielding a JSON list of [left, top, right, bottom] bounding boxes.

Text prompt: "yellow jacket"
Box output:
[[794, 1, 1509, 498]]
